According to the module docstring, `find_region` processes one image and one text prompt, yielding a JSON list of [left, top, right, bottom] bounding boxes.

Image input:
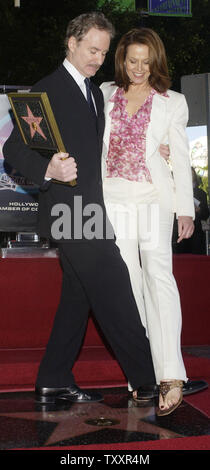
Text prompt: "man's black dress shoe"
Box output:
[[133, 384, 159, 401], [182, 380, 208, 396], [35, 385, 103, 404], [133, 380, 208, 401]]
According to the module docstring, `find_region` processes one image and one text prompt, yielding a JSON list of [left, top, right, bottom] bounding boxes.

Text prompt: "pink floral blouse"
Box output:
[[106, 87, 158, 183]]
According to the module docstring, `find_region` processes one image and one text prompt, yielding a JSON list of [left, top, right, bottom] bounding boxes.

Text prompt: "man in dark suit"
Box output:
[[3, 12, 156, 404]]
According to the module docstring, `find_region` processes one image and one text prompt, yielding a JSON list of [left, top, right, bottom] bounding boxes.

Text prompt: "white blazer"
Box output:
[[100, 82, 195, 218]]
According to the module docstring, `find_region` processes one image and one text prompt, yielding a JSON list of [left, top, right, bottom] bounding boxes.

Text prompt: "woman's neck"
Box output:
[[126, 81, 152, 96]]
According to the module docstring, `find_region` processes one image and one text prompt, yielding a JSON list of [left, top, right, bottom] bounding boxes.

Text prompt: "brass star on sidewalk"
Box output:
[[0, 397, 182, 447], [21, 105, 47, 140]]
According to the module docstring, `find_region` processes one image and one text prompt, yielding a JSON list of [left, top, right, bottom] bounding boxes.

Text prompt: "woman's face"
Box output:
[[124, 43, 150, 87]]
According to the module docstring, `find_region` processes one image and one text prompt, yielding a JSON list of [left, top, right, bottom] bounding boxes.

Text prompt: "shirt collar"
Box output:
[[63, 58, 86, 87]]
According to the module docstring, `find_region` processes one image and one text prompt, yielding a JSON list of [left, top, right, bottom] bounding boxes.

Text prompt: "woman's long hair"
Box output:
[[115, 28, 171, 92]]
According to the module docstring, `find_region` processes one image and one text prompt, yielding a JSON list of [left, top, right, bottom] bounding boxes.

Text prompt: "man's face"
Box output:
[[67, 27, 110, 77]]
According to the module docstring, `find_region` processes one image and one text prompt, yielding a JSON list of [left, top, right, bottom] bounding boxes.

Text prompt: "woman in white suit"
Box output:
[[101, 28, 195, 416]]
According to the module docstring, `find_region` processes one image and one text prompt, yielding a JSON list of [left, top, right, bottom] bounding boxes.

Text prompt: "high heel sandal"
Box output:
[[157, 380, 183, 417]]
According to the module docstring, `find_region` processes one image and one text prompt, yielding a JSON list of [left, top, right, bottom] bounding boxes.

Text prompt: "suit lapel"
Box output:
[[59, 65, 99, 125], [91, 85, 105, 151], [103, 85, 117, 150], [146, 93, 168, 160]]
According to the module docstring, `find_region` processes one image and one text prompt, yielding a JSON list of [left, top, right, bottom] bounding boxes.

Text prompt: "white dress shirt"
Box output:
[[63, 58, 87, 98]]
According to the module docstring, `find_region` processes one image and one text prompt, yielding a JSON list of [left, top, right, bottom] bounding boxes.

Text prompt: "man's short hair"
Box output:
[[64, 12, 115, 54]]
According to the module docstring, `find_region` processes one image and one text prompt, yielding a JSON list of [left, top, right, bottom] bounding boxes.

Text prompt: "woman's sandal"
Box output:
[[157, 380, 183, 417]]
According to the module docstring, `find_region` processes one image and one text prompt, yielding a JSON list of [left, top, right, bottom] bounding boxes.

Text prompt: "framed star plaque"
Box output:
[[7, 92, 76, 186]]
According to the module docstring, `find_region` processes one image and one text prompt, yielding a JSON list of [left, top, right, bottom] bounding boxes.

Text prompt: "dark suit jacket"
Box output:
[[3, 65, 108, 240]]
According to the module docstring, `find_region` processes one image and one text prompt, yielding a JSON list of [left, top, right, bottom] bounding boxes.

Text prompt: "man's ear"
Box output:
[[68, 36, 77, 54]]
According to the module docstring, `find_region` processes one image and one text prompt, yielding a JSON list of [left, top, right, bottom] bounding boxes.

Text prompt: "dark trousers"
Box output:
[[36, 240, 155, 390]]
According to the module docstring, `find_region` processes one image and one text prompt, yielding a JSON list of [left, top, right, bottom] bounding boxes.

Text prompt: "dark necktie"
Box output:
[[84, 78, 97, 119]]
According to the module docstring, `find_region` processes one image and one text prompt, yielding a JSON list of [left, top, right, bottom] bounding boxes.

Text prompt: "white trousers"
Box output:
[[103, 177, 187, 385]]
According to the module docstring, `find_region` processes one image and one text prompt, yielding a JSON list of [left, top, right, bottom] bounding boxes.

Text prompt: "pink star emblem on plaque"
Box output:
[[21, 104, 47, 140]]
